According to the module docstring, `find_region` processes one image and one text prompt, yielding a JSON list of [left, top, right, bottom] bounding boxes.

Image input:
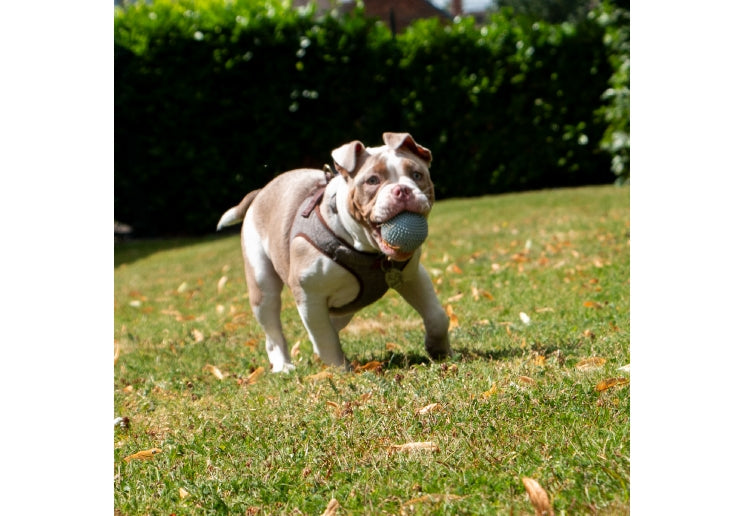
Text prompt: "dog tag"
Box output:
[[385, 268, 403, 289]]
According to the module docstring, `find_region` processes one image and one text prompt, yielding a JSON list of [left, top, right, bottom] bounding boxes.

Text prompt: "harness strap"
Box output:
[[290, 181, 409, 315], [301, 187, 326, 218]]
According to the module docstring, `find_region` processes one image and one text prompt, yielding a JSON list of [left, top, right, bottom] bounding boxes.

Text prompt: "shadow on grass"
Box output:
[[377, 346, 527, 371], [114, 228, 240, 268]]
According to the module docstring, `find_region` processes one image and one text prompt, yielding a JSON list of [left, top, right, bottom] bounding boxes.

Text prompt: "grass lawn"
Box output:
[[114, 185, 629, 515]]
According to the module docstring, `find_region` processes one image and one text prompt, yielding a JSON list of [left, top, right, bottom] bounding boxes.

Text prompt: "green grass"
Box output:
[[114, 185, 629, 515]]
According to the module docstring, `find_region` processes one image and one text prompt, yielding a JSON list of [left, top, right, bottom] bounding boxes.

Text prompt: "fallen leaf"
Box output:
[[479, 289, 494, 300], [123, 448, 162, 463], [191, 329, 205, 343], [481, 383, 498, 399], [356, 360, 384, 373], [244, 338, 259, 349], [326, 401, 340, 410], [471, 285, 480, 301], [177, 282, 188, 293], [224, 322, 240, 332], [307, 370, 333, 382], [390, 441, 439, 453], [231, 311, 250, 322], [321, 498, 340, 516], [123, 385, 134, 393], [416, 403, 443, 415], [291, 341, 302, 358], [533, 354, 546, 366], [522, 477, 554, 516], [385, 341, 402, 352], [595, 377, 629, 392], [447, 293, 464, 303], [445, 304, 459, 328], [576, 357, 606, 371], [617, 364, 630, 373], [204, 364, 224, 380], [518, 375, 536, 385], [114, 341, 120, 365], [216, 304, 225, 315], [179, 487, 189, 499], [583, 300, 603, 309], [246, 366, 264, 385], [334, 401, 355, 418], [519, 312, 531, 325], [447, 263, 463, 274], [217, 275, 228, 293]]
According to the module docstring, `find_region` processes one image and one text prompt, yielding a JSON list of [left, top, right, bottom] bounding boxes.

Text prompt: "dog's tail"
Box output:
[[216, 189, 261, 231]]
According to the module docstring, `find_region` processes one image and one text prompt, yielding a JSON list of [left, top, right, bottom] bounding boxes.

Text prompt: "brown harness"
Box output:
[[290, 182, 409, 316]]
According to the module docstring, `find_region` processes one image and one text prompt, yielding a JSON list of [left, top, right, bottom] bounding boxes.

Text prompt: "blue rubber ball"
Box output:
[[380, 212, 428, 253]]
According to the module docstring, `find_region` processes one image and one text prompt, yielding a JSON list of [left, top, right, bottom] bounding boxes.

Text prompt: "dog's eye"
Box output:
[[411, 172, 424, 181], [365, 176, 380, 185]]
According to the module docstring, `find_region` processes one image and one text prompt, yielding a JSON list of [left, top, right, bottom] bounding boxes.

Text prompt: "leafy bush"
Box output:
[[396, 14, 614, 198], [592, 2, 629, 184], [115, 0, 627, 236]]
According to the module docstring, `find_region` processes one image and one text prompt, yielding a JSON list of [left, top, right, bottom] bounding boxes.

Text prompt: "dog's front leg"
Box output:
[[395, 263, 451, 359], [295, 298, 351, 369]]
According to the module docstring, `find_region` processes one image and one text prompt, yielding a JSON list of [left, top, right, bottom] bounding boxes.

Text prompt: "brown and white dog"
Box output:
[[217, 132, 451, 372]]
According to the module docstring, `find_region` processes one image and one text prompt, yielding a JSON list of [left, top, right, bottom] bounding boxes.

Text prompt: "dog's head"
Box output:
[[331, 132, 435, 261]]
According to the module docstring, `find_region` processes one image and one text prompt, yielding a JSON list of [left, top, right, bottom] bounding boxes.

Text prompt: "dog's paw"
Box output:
[[270, 362, 296, 373], [425, 334, 452, 360]]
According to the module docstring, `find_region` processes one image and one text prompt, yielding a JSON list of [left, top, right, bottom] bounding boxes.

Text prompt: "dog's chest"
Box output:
[[291, 189, 407, 315]]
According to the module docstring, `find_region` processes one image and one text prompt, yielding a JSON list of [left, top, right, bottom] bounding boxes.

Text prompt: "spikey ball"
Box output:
[[380, 211, 429, 253]]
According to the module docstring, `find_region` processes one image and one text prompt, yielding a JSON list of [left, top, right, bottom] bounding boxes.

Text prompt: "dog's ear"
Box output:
[[383, 132, 432, 166], [331, 140, 367, 178]]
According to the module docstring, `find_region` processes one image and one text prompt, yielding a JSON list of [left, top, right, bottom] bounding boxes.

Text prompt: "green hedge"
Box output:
[[115, 0, 628, 236]]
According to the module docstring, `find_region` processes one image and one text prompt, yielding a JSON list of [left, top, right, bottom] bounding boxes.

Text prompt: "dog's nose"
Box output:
[[392, 184, 411, 200]]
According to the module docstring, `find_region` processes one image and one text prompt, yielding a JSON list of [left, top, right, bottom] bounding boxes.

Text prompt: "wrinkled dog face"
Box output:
[[332, 133, 435, 261]]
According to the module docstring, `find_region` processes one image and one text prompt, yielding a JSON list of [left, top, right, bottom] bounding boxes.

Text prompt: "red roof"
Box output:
[[293, 0, 453, 33]]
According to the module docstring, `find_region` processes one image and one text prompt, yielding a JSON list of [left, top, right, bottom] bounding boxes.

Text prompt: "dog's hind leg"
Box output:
[[241, 225, 294, 373]]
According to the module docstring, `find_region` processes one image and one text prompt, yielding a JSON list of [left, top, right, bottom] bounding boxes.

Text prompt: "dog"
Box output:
[[217, 132, 451, 372]]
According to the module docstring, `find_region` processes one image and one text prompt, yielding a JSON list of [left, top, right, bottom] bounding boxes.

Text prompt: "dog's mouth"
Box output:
[[373, 227, 414, 261], [370, 216, 418, 262]]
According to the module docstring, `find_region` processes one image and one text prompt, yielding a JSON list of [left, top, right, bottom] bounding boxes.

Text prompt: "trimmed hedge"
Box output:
[[115, 0, 628, 236]]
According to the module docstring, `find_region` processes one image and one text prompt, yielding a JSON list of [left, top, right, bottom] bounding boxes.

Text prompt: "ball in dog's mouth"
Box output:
[[378, 211, 429, 257]]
